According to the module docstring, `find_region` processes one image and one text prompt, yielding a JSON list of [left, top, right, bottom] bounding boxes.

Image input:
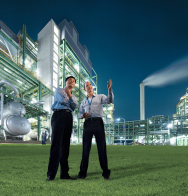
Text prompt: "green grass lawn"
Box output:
[[0, 144, 188, 196]]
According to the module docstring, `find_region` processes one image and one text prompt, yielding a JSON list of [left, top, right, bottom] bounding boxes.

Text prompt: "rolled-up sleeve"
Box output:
[[69, 96, 78, 111], [101, 90, 114, 104], [78, 101, 85, 119]]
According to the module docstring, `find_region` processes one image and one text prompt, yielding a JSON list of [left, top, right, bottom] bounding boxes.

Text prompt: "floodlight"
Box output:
[[167, 124, 173, 128]]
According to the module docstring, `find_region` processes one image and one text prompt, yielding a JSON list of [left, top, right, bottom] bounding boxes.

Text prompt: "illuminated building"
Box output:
[[0, 20, 115, 142]]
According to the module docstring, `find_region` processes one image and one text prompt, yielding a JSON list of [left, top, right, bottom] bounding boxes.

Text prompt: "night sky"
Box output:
[[1, 0, 188, 121]]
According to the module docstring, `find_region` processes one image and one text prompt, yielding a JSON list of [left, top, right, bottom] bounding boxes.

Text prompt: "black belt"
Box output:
[[85, 117, 102, 121], [53, 109, 72, 112]]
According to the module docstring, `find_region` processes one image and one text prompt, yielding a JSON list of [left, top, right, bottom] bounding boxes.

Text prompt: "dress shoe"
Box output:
[[46, 176, 54, 181], [104, 176, 111, 180], [60, 176, 76, 180], [76, 175, 85, 179]]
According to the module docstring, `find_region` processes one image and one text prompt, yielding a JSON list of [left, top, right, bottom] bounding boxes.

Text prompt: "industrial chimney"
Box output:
[[140, 82, 145, 120]]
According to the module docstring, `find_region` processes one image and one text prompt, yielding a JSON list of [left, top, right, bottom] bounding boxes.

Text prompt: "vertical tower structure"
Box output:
[[28, 19, 112, 141], [37, 20, 60, 114], [37, 19, 99, 142], [140, 82, 145, 120]]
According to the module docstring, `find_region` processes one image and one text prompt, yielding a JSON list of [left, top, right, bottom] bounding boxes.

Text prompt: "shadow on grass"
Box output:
[[86, 163, 181, 180]]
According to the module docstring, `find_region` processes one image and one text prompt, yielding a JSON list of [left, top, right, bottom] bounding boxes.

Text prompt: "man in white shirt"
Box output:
[[77, 79, 114, 180]]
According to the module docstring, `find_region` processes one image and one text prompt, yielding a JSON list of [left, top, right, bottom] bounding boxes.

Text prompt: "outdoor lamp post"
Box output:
[[117, 118, 126, 145]]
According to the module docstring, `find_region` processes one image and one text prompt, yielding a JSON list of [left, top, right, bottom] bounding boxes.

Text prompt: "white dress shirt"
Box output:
[[79, 90, 114, 118]]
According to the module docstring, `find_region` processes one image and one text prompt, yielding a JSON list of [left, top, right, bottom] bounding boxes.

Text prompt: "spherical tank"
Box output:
[[29, 132, 37, 139], [4, 115, 31, 135]]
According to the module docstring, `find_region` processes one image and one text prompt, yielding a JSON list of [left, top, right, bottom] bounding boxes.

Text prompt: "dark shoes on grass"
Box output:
[[60, 175, 77, 180], [46, 175, 111, 181], [46, 176, 54, 181], [76, 175, 86, 179], [46, 175, 76, 181], [104, 176, 111, 180], [76, 175, 111, 180]]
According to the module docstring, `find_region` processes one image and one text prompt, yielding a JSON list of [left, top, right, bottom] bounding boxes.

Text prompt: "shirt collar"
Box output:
[[87, 94, 96, 99]]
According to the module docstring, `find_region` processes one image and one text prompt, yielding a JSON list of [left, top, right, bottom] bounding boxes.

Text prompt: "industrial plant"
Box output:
[[0, 19, 114, 142], [0, 19, 188, 146]]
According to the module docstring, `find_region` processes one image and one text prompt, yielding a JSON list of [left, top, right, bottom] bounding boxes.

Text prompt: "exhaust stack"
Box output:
[[140, 82, 145, 120]]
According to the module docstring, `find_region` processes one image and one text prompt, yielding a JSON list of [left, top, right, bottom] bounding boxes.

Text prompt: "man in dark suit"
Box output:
[[46, 76, 78, 181]]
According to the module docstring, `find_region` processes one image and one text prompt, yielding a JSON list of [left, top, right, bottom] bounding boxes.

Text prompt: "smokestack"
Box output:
[[140, 82, 145, 120]]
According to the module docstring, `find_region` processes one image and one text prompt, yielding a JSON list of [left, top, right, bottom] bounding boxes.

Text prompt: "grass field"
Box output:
[[0, 144, 188, 196]]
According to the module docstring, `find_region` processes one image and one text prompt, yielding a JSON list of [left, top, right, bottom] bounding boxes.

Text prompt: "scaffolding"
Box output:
[[0, 24, 53, 141], [59, 39, 98, 142], [102, 115, 188, 146]]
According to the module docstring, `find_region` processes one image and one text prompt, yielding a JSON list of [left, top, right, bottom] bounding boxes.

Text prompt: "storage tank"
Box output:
[[28, 129, 38, 140], [4, 115, 30, 136], [2, 101, 26, 118], [0, 80, 31, 136], [27, 128, 49, 140]]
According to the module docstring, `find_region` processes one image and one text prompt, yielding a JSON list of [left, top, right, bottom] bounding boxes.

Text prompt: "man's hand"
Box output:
[[82, 112, 90, 118], [64, 87, 72, 98], [107, 79, 112, 90]]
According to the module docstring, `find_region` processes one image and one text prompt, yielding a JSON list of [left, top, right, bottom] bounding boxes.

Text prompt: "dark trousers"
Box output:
[[79, 118, 111, 178], [42, 137, 46, 144], [47, 110, 73, 179]]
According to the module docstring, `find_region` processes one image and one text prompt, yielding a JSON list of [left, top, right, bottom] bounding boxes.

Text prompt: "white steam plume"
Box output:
[[143, 56, 188, 87]]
